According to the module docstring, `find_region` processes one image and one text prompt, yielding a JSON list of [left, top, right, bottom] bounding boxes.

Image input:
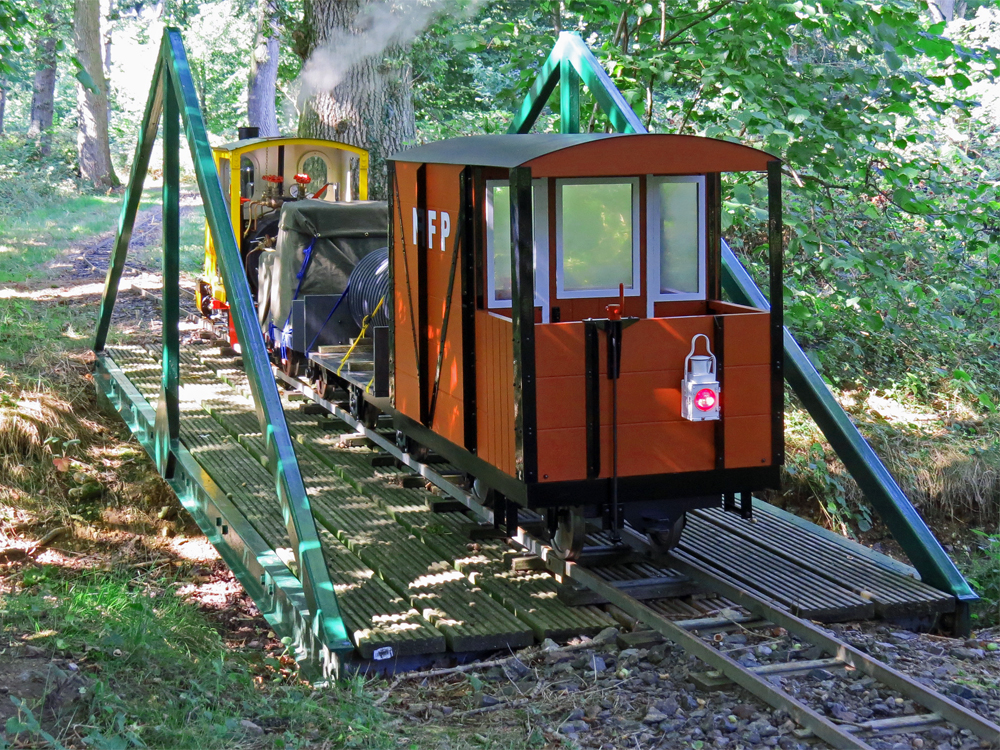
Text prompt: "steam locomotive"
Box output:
[[201, 131, 784, 560]]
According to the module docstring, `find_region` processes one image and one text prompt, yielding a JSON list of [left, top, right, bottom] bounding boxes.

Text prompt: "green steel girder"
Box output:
[[94, 354, 341, 680], [92, 28, 352, 662], [509, 32, 976, 615], [509, 32, 643, 135]]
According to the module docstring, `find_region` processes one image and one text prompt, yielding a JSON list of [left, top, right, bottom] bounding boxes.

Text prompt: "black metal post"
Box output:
[[459, 168, 478, 453], [767, 161, 784, 466], [155, 70, 180, 479], [417, 165, 429, 424], [509, 166, 538, 484]]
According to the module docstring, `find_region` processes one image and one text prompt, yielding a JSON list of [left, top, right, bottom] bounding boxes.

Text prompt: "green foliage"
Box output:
[[417, 0, 1000, 419], [785, 442, 874, 534], [967, 530, 1000, 626], [3, 697, 70, 750], [411, 0, 558, 139], [181, 1, 256, 138], [0, 0, 30, 76]]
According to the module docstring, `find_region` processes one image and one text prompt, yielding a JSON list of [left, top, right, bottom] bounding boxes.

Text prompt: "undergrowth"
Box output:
[[966, 533, 1000, 629]]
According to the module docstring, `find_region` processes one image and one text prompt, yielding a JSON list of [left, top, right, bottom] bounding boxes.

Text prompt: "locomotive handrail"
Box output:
[[92, 28, 353, 664], [511, 31, 977, 622]]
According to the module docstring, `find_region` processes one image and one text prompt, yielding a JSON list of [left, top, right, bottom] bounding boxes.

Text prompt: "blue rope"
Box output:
[[291, 238, 317, 303]]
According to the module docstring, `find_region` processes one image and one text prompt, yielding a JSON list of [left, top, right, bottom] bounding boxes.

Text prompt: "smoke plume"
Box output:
[[297, 0, 476, 104]]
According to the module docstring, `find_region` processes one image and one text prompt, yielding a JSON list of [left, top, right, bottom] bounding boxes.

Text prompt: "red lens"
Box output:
[[694, 388, 717, 411]]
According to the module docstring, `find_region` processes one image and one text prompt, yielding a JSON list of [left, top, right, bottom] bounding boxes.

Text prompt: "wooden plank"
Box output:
[[679, 519, 874, 621], [558, 576, 699, 606], [693, 508, 953, 617], [109, 348, 447, 660]]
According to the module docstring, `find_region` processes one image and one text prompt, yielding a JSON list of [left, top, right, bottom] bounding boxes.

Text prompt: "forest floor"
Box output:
[[1, 185, 999, 750]]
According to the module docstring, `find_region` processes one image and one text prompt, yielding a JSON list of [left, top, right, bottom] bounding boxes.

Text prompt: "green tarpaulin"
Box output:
[[258, 199, 388, 331]]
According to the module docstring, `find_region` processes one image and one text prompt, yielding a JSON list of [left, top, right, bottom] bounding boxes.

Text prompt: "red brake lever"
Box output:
[[606, 282, 625, 321]]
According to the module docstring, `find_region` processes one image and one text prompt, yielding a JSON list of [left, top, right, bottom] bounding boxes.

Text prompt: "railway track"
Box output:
[[276, 368, 1000, 750]]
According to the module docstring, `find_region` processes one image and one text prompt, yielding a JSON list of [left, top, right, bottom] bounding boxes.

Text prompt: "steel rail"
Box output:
[[277, 369, 999, 748], [668, 551, 1000, 745]]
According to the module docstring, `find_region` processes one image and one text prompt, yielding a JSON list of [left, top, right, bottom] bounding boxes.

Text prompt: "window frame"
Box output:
[[646, 174, 707, 317], [555, 177, 641, 300], [297, 151, 333, 200], [485, 178, 550, 322]]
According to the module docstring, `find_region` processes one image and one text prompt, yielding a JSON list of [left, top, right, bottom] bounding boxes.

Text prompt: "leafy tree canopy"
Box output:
[[414, 0, 1000, 406]]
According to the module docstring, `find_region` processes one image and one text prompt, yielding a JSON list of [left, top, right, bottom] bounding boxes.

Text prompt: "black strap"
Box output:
[[394, 172, 421, 373], [426, 182, 466, 427]]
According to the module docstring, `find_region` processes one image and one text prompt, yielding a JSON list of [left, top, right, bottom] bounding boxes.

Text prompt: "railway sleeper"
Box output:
[[795, 713, 945, 740]]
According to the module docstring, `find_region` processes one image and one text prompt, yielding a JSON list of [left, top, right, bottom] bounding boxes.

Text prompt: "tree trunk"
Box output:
[[248, 0, 280, 137], [298, 0, 416, 199], [28, 13, 58, 156], [74, 0, 119, 188], [0, 84, 6, 135], [928, 0, 954, 23]]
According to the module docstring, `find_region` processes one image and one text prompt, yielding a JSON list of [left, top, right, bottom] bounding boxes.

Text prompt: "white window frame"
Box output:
[[485, 179, 550, 323], [555, 177, 641, 300], [297, 151, 333, 200], [646, 175, 707, 318]]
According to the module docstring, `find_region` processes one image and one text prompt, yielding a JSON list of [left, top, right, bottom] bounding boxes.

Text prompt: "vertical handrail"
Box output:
[[509, 31, 976, 613], [93, 28, 352, 655], [153, 64, 181, 480]]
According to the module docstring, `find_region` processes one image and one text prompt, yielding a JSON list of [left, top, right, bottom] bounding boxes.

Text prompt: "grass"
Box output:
[[0, 192, 156, 284], [0, 176, 204, 371], [0, 567, 398, 750], [780, 391, 1000, 627], [0, 179, 407, 749]]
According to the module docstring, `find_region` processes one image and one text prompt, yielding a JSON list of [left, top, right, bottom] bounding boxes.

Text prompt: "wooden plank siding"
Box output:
[[392, 162, 467, 446], [534, 311, 772, 483], [392, 161, 422, 423], [475, 311, 516, 476]]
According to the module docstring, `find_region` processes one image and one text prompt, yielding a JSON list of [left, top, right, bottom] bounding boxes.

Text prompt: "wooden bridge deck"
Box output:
[[104, 344, 954, 664]]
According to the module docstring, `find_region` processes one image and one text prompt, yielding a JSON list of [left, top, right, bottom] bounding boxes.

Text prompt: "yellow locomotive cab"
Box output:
[[196, 132, 370, 324]]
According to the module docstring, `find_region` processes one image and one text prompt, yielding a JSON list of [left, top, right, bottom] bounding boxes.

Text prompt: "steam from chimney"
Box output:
[[297, 0, 478, 105]]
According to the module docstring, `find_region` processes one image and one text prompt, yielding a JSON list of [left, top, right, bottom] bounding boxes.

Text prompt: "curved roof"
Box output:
[[389, 134, 778, 175], [213, 136, 367, 158]]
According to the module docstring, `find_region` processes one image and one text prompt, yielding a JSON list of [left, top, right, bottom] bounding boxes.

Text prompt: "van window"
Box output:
[[556, 179, 639, 299], [647, 176, 706, 311], [486, 180, 548, 317]]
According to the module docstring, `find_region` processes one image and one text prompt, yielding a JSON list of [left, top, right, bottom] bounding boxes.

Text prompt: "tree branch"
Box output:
[[661, 0, 737, 47], [645, 71, 655, 129], [677, 83, 704, 134]]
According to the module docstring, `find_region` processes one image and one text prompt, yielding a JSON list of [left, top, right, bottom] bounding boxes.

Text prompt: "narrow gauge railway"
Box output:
[[91, 27, 995, 750], [101, 340, 1000, 749]]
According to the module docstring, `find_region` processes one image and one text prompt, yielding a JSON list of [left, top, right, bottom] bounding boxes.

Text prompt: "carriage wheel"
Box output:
[[647, 513, 687, 555], [281, 350, 304, 378], [313, 365, 334, 400], [550, 507, 587, 561]]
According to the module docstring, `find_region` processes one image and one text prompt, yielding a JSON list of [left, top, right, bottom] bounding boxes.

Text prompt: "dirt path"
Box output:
[[46, 191, 202, 283]]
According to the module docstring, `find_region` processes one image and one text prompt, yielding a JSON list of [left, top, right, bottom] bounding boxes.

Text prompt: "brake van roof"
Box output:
[[389, 133, 778, 176]]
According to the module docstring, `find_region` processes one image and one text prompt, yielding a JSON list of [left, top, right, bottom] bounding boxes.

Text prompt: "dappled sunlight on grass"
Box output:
[[0, 280, 106, 300]]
